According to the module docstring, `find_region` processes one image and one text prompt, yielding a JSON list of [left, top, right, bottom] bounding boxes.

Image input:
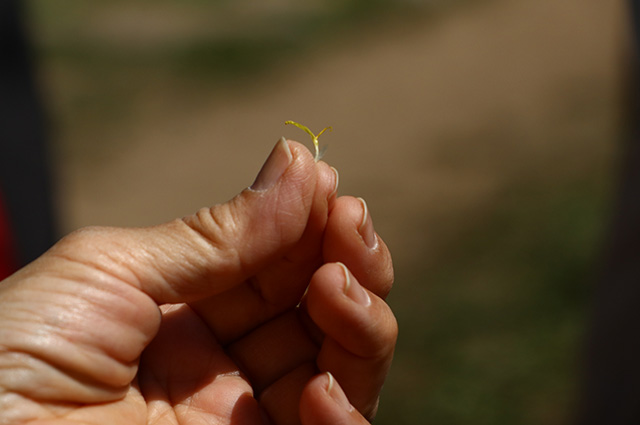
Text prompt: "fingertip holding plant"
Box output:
[[285, 120, 332, 162]]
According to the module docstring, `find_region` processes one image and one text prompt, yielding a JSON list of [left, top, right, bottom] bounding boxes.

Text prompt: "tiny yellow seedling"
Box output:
[[285, 120, 332, 161]]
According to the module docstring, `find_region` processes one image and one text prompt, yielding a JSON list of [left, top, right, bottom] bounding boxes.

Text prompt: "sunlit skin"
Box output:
[[0, 140, 396, 425]]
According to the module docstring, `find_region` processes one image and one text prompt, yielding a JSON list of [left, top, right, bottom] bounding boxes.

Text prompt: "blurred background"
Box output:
[[3, 0, 630, 423]]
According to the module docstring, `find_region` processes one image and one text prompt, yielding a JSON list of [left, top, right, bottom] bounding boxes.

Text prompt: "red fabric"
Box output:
[[0, 190, 18, 280]]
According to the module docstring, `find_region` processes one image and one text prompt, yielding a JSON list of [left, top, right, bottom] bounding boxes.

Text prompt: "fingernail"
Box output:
[[325, 372, 355, 413], [338, 262, 371, 307], [357, 197, 378, 249], [329, 167, 339, 199], [250, 137, 293, 191]]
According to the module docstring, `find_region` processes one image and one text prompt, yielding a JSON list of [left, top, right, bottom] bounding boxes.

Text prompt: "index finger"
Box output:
[[323, 196, 394, 299]]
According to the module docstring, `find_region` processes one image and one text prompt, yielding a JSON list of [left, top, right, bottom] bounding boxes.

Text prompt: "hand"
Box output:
[[0, 139, 396, 424]]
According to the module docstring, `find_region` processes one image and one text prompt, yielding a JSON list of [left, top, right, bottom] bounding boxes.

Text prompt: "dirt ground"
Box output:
[[33, 0, 628, 423], [49, 0, 625, 275]]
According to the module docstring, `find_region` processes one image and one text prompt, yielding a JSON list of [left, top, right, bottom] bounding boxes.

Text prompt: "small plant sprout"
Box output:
[[285, 120, 332, 162]]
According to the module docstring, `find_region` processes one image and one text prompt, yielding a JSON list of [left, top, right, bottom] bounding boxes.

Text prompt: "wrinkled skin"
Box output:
[[0, 141, 396, 425]]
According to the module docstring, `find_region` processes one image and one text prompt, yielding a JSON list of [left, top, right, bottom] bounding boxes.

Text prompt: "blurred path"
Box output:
[[57, 0, 625, 271]]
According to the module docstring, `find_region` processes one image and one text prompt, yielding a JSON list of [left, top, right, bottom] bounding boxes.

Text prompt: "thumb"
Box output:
[[45, 138, 325, 304]]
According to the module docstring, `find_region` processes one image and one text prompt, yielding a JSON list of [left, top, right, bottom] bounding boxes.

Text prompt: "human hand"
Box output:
[[0, 139, 396, 424]]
